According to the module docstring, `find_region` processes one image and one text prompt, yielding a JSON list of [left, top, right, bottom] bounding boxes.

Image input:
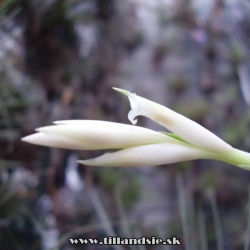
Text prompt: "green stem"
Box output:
[[219, 148, 250, 170]]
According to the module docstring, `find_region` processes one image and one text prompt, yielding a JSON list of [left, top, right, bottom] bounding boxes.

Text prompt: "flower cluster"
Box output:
[[22, 88, 250, 169]]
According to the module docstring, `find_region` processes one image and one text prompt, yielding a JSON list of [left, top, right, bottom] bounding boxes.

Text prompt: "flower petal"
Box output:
[[78, 142, 216, 167], [113, 87, 232, 153], [21, 132, 89, 150], [27, 120, 179, 150]]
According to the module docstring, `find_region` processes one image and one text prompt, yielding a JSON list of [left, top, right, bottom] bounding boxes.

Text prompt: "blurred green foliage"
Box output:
[[98, 168, 141, 208], [0, 0, 15, 16]]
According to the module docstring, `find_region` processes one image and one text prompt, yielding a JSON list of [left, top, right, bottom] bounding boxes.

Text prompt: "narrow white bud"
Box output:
[[78, 142, 215, 167], [22, 120, 177, 150]]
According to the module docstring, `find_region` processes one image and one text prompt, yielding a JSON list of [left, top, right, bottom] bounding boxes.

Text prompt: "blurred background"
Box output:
[[1, 0, 250, 249]]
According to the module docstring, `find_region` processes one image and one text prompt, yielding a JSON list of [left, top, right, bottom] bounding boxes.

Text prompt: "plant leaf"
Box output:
[[159, 132, 190, 144]]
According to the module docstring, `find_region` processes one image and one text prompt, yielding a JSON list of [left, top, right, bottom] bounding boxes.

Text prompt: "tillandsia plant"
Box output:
[[22, 88, 250, 170]]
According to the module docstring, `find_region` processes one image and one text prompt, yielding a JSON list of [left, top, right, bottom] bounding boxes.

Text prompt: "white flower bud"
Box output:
[[78, 142, 215, 167], [22, 120, 176, 150], [22, 88, 250, 169], [113, 88, 232, 153]]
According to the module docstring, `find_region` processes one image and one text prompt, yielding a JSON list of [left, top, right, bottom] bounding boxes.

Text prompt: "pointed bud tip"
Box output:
[[35, 127, 46, 132], [21, 134, 40, 143], [113, 87, 130, 96], [77, 160, 91, 166], [35, 126, 57, 132], [53, 120, 82, 125], [21, 136, 29, 142]]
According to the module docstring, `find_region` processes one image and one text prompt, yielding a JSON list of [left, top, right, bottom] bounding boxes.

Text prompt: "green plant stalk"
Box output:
[[244, 185, 250, 250], [209, 189, 223, 250], [198, 208, 208, 250], [177, 173, 193, 250], [88, 189, 125, 250], [114, 186, 136, 250], [209, 148, 250, 170], [187, 189, 197, 250], [156, 226, 170, 250]]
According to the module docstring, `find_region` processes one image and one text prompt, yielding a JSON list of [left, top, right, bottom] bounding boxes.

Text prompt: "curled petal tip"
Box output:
[[113, 88, 139, 125], [116, 87, 232, 153]]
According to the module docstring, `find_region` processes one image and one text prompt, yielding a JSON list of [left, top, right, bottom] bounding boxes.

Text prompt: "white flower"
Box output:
[[78, 143, 217, 167], [113, 88, 231, 153], [22, 88, 250, 169], [22, 120, 173, 150]]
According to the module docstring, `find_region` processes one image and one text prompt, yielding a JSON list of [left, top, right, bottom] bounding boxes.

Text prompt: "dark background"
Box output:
[[0, 0, 250, 249]]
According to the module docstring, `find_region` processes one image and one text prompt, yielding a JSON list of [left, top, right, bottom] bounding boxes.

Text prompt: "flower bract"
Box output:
[[22, 88, 250, 170]]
